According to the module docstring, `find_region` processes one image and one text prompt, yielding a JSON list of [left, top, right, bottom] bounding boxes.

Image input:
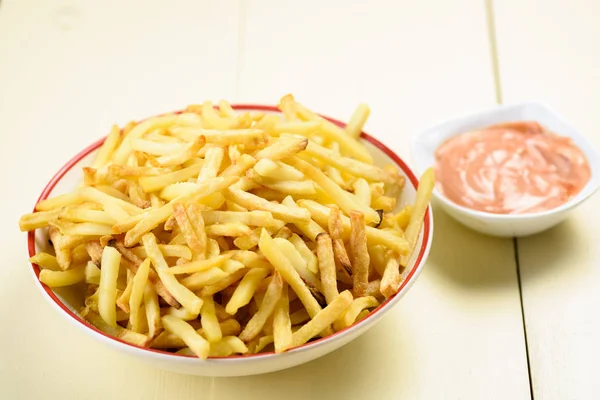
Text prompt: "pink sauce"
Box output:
[[434, 121, 591, 214]]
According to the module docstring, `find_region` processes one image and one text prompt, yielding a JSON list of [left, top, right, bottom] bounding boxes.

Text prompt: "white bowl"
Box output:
[[27, 105, 434, 377], [411, 101, 600, 237]]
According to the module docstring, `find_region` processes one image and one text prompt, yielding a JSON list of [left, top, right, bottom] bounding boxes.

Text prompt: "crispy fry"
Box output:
[[273, 284, 292, 353], [162, 315, 210, 359], [288, 157, 380, 224], [239, 271, 283, 342], [142, 233, 203, 314], [29, 252, 60, 271], [226, 268, 270, 315], [333, 295, 379, 331], [39, 266, 85, 287], [328, 205, 352, 276], [200, 295, 222, 343], [291, 290, 353, 347], [380, 252, 401, 298], [350, 211, 370, 297], [225, 187, 310, 224], [316, 233, 339, 304], [98, 246, 122, 327], [345, 104, 370, 139], [400, 168, 434, 266], [259, 229, 322, 318]]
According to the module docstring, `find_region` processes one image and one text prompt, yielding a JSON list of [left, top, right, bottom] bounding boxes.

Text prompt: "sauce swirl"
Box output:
[[434, 121, 591, 214]]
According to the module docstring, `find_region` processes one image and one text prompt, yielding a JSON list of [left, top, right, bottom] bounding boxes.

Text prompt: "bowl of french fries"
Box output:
[[19, 95, 434, 376]]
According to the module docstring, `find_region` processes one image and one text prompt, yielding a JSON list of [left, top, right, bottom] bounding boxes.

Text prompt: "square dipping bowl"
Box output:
[[411, 102, 600, 237]]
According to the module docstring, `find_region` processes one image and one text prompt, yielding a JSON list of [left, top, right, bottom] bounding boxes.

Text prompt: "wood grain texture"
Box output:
[[495, 0, 600, 398]]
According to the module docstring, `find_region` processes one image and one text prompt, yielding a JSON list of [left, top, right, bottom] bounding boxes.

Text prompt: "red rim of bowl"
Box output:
[[27, 104, 431, 361]]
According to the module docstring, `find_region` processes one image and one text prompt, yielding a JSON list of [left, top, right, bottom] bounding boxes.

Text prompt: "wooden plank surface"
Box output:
[[0, 0, 530, 398], [495, 0, 600, 398]]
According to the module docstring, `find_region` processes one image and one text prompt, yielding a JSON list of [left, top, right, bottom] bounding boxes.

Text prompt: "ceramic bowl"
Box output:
[[28, 105, 433, 376], [411, 101, 600, 237]]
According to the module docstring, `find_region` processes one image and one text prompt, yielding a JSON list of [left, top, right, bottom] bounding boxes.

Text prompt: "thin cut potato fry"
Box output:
[[350, 211, 370, 297], [129, 258, 151, 332], [298, 200, 409, 255], [173, 203, 206, 254], [400, 168, 434, 266], [98, 246, 122, 327], [289, 233, 318, 274], [167, 254, 231, 275], [180, 267, 229, 290], [316, 233, 339, 304], [255, 136, 308, 161], [142, 233, 203, 314], [29, 252, 60, 271], [303, 141, 401, 185], [291, 290, 353, 347], [162, 315, 210, 359], [225, 188, 310, 224], [253, 159, 304, 181], [273, 238, 322, 294], [86, 311, 149, 347], [353, 178, 371, 208], [258, 229, 322, 318], [39, 266, 85, 287], [92, 125, 122, 169], [200, 295, 222, 343], [239, 271, 283, 342], [155, 135, 206, 167], [288, 157, 380, 224], [205, 223, 252, 237], [198, 146, 225, 180], [345, 104, 370, 139], [225, 268, 270, 315], [328, 205, 352, 276], [282, 94, 372, 163], [144, 285, 162, 339], [380, 253, 401, 298], [273, 284, 292, 353], [281, 197, 324, 241], [333, 296, 379, 331], [198, 268, 247, 297]]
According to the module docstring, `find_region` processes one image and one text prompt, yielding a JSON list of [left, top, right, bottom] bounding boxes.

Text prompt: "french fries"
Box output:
[[20, 95, 433, 357]]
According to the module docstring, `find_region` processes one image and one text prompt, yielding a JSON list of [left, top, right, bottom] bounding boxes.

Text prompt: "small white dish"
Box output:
[[411, 101, 600, 237], [27, 105, 433, 377]]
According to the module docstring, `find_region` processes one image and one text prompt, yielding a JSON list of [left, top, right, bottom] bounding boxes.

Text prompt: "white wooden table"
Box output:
[[1, 0, 595, 398]]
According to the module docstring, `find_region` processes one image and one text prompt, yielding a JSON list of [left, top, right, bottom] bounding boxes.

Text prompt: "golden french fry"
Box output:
[[162, 315, 210, 359], [288, 157, 380, 224], [350, 211, 369, 297], [92, 125, 122, 169], [29, 252, 60, 271], [298, 200, 409, 255], [400, 168, 434, 266], [291, 290, 353, 347], [345, 104, 370, 139], [142, 233, 203, 314], [316, 233, 339, 304], [225, 187, 310, 224], [200, 295, 222, 343], [273, 284, 292, 353], [333, 295, 379, 331], [380, 253, 401, 298], [86, 311, 149, 347], [39, 266, 85, 287], [226, 268, 270, 315], [144, 284, 162, 339], [328, 205, 352, 276], [98, 246, 122, 327], [129, 258, 151, 332], [289, 233, 318, 274], [259, 229, 322, 318], [239, 271, 283, 342], [254, 159, 304, 181]]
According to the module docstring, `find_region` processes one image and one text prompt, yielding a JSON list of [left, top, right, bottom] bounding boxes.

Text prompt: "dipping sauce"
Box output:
[[435, 121, 591, 214]]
